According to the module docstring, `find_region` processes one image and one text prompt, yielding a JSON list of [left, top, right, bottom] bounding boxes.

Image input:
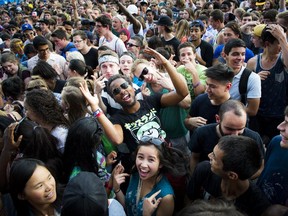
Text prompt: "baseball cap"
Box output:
[[156, 15, 173, 26], [38, 19, 50, 25], [253, 24, 266, 37], [190, 20, 205, 30], [21, 23, 33, 32], [127, 5, 138, 15], [61, 172, 108, 216], [256, 0, 265, 6], [140, 0, 148, 5]]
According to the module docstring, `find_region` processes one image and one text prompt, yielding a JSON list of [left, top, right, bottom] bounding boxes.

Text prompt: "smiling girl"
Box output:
[[113, 136, 188, 216], [9, 158, 61, 216]]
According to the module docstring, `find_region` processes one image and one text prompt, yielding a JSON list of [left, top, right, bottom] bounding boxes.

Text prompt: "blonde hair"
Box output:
[[26, 76, 48, 91], [66, 51, 85, 63], [175, 19, 190, 41], [130, 59, 149, 75]]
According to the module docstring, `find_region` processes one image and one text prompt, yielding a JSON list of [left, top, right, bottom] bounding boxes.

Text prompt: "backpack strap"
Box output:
[[239, 68, 252, 105]]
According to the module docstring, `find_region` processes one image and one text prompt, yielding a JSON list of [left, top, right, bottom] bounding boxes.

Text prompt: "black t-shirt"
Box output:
[[109, 93, 163, 153], [189, 93, 222, 125], [197, 40, 213, 67], [82, 47, 98, 69], [53, 79, 66, 94], [161, 36, 180, 61], [189, 123, 265, 161], [187, 161, 271, 216]]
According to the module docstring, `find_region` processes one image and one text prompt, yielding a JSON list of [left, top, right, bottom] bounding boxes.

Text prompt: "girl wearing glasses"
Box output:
[[112, 136, 188, 216]]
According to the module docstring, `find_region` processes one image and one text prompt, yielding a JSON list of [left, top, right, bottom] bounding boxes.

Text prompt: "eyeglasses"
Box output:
[[38, 47, 49, 53], [139, 67, 149, 81], [140, 135, 165, 146], [112, 82, 129, 95], [127, 43, 139, 48], [73, 40, 83, 44]]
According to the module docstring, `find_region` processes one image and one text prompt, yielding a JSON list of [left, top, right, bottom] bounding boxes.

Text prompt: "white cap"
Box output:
[[127, 5, 138, 15]]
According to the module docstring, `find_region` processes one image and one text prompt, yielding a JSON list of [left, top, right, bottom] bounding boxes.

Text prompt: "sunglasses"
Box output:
[[112, 82, 129, 96], [127, 43, 139, 48], [139, 67, 149, 81], [140, 135, 165, 146]]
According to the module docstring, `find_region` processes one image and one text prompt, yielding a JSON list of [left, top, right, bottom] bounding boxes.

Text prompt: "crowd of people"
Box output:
[[0, 0, 288, 215]]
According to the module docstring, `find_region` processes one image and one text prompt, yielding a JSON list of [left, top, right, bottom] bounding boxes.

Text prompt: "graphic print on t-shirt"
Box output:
[[124, 108, 166, 141]]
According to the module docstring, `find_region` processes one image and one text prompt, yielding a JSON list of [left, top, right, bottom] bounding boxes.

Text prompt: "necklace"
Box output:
[[136, 178, 143, 206]]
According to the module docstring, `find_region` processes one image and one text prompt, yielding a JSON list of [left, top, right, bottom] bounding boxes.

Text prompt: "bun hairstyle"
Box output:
[[68, 59, 93, 79]]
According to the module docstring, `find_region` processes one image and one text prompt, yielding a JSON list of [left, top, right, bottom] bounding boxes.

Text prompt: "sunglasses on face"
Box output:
[[139, 67, 149, 81], [127, 43, 139, 48], [112, 82, 129, 96]]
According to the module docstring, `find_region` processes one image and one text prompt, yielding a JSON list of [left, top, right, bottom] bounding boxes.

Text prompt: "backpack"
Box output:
[[239, 68, 252, 105]]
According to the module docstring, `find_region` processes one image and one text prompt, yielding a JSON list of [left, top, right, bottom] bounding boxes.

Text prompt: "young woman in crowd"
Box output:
[[67, 59, 94, 80], [119, 51, 136, 78], [112, 136, 188, 216], [0, 52, 31, 86], [24, 89, 69, 153], [9, 158, 62, 216], [62, 117, 117, 186], [0, 119, 62, 192]]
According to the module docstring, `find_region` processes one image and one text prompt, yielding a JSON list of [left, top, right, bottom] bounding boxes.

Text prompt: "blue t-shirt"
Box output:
[[125, 172, 174, 216], [213, 44, 254, 63], [257, 135, 288, 206]]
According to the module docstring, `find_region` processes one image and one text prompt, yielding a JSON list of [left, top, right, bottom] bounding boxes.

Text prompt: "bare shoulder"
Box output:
[[246, 56, 257, 71]]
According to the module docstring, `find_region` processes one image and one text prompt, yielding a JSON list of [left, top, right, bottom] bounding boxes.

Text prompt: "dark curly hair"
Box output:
[[25, 89, 69, 127]]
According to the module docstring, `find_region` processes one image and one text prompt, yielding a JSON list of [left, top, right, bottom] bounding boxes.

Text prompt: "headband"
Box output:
[[98, 55, 119, 66]]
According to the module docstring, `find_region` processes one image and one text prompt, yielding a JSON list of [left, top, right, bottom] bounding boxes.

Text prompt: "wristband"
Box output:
[[93, 108, 103, 118], [114, 188, 121, 193], [193, 81, 200, 88]]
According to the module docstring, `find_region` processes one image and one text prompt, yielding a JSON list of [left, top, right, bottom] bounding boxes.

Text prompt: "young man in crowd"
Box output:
[[189, 20, 213, 67], [188, 100, 265, 175], [187, 135, 270, 216], [51, 29, 78, 59], [223, 38, 261, 117], [247, 24, 288, 143]]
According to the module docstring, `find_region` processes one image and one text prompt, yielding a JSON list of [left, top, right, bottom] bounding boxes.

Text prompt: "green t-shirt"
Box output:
[[177, 64, 207, 101]]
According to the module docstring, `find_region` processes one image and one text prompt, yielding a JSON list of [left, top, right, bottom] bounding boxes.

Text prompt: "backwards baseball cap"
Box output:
[[253, 24, 266, 37], [256, 0, 265, 6], [21, 23, 33, 32], [190, 20, 205, 30], [156, 15, 173, 27], [38, 19, 50, 25], [61, 172, 108, 216], [127, 5, 138, 15]]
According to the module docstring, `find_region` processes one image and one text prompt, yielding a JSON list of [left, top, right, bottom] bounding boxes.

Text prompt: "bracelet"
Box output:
[[193, 81, 200, 88], [93, 108, 103, 118], [114, 188, 121, 194]]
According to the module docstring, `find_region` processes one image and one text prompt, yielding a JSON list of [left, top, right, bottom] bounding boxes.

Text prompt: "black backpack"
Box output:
[[239, 68, 252, 105]]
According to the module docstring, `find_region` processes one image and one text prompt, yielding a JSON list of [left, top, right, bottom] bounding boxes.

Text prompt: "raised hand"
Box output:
[[79, 81, 99, 110], [143, 190, 162, 216], [3, 123, 22, 153]]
